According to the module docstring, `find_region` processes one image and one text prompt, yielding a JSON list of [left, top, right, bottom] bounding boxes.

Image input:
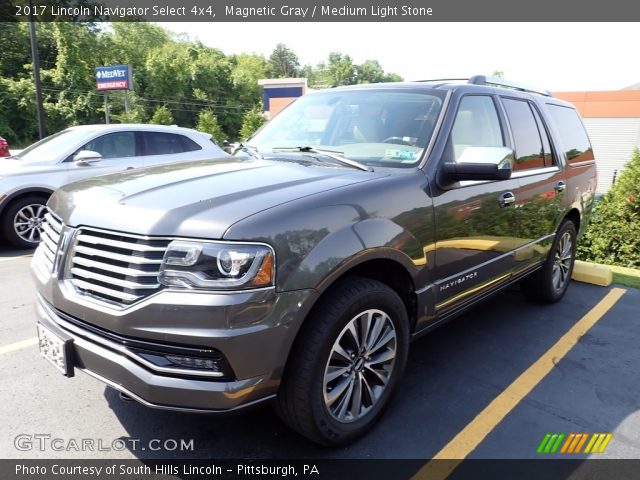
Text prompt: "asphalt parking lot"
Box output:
[[1, 242, 639, 467]]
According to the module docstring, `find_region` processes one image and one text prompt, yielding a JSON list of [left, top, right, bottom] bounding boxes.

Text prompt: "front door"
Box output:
[[432, 94, 519, 313]]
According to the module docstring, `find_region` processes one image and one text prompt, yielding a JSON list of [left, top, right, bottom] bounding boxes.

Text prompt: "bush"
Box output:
[[150, 105, 173, 125], [196, 110, 226, 145], [577, 148, 640, 267], [239, 107, 266, 141]]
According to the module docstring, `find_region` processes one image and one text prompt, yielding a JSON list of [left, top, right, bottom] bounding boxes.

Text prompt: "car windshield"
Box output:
[[13, 128, 97, 163], [248, 88, 446, 168]]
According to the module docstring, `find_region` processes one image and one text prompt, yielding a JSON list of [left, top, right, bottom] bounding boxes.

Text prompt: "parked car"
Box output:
[[32, 76, 597, 445], [0, 124, 227, 248], [0, 136, 10, 157]]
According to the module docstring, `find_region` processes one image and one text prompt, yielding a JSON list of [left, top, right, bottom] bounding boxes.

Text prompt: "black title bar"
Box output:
[[3, 0, 640, 22]]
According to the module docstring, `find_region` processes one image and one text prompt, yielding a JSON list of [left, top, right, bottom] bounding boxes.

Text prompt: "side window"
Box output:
[[502, 98, 545, 171], [450, 96, 504, 161], [546, 104, 594, 164], [531, 106, 555, 167], [141, 132, 202, 156], [83, 132, 136, 159]]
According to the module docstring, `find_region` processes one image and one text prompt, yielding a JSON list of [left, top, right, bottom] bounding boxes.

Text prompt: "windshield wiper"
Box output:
[[272, 146, 373, 172], [232, 143, 264, 160]]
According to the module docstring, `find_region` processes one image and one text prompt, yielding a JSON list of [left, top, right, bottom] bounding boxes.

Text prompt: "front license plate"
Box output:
[[37, 323, 74, 377]]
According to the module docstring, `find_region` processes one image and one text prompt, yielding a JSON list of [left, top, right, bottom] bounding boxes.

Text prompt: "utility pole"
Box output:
[[28, 0, 46, 139]]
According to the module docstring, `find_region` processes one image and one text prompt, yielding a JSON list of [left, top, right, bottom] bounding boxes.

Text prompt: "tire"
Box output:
[[521, 219, 577, 303], [1, 195, 49, 249], [276, 276, 410, 446]]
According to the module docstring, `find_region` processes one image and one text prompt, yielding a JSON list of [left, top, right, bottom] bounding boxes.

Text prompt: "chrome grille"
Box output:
[[69, 229, 170, 306], [35, 211, 63, 272]]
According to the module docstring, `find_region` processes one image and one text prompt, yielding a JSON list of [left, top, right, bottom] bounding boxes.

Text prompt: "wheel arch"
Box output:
[[0, 188, 53, 218]]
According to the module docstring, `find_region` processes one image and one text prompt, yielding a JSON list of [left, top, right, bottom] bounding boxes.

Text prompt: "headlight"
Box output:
[[159, 240, 275, 290]]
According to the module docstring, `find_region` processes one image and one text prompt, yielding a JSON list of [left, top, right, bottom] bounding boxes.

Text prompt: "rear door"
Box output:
[[498, 96, 567, 276], [138, 131, 204, 167]]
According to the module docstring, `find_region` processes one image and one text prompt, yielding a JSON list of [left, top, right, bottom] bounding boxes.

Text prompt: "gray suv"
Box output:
[[32, 77, 597, 445]]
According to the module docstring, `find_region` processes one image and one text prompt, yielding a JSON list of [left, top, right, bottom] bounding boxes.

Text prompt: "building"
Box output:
[[258, 78, 310, 119], [554, 88, 640, 194]]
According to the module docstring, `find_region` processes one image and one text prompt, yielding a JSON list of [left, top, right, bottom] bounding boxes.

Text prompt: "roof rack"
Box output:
[[468, 75, 551, 97], [415, 76, 552, 97]]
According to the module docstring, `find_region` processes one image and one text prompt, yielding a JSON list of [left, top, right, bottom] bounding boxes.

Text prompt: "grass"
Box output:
[[609, 265, 640, 290]]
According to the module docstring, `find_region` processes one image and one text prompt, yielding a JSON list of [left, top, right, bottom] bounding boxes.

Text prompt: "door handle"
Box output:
[[554, 181, 566, 193], [498, 192, 515, 208]]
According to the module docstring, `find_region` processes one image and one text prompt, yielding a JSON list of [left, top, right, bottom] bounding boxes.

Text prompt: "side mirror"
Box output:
[[73, 150, 103, 166], [443, 146, 514, 181]]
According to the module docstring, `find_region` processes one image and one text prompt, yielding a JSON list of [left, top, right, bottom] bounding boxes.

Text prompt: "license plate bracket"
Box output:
[[37, 323, 74, 377]]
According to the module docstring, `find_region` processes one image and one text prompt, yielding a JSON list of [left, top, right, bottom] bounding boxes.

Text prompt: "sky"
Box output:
[[162, 22, 640, 92]]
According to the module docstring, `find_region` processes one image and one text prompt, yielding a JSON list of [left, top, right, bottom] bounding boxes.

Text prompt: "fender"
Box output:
[[0, 188, 54, 217]]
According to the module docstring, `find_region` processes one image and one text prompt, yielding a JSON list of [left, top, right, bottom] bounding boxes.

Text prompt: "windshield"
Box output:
[[248, 88, 446, 168], [13, 128, 97, 163]]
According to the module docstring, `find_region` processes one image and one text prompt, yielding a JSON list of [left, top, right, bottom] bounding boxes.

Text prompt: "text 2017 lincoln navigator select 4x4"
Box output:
[[32, 76, 597, 445]]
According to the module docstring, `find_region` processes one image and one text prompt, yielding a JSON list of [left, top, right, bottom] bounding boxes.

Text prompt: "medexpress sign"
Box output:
[[95, 65, 132, 91]]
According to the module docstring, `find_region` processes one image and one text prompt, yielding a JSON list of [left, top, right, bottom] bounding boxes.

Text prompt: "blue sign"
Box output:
[[95, 64, 132, 91]]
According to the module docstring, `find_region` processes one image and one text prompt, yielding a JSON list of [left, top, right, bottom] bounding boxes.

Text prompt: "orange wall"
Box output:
[[554, 90, 640, 118], [269, 97, 296, 118]]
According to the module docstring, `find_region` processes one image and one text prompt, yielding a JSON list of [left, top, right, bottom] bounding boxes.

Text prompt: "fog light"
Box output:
[[165, 355, 220, 371]]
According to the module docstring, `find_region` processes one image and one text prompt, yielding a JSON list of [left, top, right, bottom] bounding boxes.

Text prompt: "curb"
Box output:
[[572, 260, 613, 287]]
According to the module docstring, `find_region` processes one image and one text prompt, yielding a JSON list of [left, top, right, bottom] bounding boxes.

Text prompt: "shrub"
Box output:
[[196, 110, 226, 145], [239, 107, 266, 141], [577, 148, 640, 267]]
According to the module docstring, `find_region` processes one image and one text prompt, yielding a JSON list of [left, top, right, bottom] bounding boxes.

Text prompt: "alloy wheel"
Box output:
[[13, 203, 46, 244], [323, 309, 397, 423], [552, 231, 573, 292]]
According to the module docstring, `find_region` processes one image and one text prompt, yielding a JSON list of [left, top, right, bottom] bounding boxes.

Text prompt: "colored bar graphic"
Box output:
[[538, 433, 613, 454]]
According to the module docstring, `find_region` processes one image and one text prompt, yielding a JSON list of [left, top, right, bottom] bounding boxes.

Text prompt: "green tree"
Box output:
[[357, 60, 385, 84], [326, 52, 356, 86], [150, 105, 173, 125], [268, 43, 300, 78], [197, 109, 226, 145], [239, 107, 266, 140], [578, 148, 640, 267]]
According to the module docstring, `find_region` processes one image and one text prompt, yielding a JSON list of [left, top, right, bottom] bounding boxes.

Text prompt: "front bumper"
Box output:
[[34, 286, 317, 412]]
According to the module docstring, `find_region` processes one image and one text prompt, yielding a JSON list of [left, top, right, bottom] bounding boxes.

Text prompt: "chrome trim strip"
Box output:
[[71, 256, 158, 277], [73, 245, 163, 265], [76, 233, 167, 252], [69, 278, 141, 302], [70, 267, 160, 290]]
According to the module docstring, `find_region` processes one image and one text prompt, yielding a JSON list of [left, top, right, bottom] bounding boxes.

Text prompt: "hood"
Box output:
[[0, 158, 60, 175], [49, 157, 386, 239]]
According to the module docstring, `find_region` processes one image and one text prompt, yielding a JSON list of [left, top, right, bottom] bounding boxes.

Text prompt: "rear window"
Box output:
[[546, 104, 594, 164]]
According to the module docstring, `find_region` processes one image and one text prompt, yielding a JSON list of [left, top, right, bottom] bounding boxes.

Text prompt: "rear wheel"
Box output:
[[521, 219, 577, 303], [1, 195, 49, 249], [276, 276, 409, 445]]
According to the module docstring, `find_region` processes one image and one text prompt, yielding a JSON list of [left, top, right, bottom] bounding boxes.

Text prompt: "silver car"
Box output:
[[0, 124, 227, 248]]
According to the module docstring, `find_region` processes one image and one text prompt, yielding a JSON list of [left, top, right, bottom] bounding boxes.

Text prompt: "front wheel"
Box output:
[[1, 195, 49, 249], [276, 276, 409, 445], [521, 219, 577, 303]]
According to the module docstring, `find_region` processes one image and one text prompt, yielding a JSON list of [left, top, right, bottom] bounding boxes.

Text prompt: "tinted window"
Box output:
[[531, 106, 555, 167], [141, 132, 202, 156], [502, 98, 545, 171], [83, 132, 136, 159], [546, 104, 594, 164], [450, 96, 504, 161]]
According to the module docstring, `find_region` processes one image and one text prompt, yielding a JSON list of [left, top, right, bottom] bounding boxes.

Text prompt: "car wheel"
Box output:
[[521, 219, 577, 303], [276, 276, 409, 445], [1, 195, 49, 249]]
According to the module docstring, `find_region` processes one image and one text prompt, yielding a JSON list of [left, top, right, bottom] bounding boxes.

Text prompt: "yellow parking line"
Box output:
[[413, 287, 626, 480], [0, 337, 38, 355]]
